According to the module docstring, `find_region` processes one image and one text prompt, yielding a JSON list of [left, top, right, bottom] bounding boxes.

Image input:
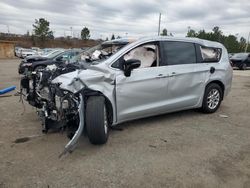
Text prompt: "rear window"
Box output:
[[200, 46, 221, 62]]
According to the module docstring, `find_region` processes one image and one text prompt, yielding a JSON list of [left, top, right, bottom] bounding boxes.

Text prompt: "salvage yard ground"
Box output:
[[0, 59, 250, 188]]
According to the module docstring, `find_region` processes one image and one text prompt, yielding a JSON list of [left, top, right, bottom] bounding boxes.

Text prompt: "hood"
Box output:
[[32, 59, 55, 67], [52, 64, 115, 93], [26, 55, 41, 59], [26, 56, 49, 63]]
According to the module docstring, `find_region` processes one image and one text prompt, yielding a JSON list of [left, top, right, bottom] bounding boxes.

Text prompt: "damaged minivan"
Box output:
[[21, 37, 233, 154]]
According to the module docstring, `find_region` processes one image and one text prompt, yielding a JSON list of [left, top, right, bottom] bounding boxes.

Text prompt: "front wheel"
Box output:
[[86, 96, 109, 145], [201, 83, 223, 113]]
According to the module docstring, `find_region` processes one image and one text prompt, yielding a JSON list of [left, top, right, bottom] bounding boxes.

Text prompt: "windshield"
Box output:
[[52, 50, 82, 64], [232, 53, 248, 59], [81, 41, 129, 63], [45, 50, 64, 58]]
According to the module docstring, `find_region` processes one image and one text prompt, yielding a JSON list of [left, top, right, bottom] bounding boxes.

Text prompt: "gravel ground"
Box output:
[[0, 59, 250, 188]]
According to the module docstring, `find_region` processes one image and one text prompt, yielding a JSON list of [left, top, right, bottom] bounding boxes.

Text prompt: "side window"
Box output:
[[111, 43, 159, 69], [161, 41, 196, 66], [200, 46, 221, 62]]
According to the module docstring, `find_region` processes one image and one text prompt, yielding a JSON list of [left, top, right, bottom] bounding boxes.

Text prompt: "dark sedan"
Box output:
[[230, 53, 250, 70], [24, 50, 64, 63], [18, 49, 82, 74]]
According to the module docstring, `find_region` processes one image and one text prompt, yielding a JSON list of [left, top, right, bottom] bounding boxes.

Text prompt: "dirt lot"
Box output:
[[0, 59, 250, 188]]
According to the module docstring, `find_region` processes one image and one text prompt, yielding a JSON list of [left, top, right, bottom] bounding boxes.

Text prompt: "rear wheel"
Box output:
[[86, 96, 109, 145], [201, 83, 222, 113], [240, 63, 247, 70]]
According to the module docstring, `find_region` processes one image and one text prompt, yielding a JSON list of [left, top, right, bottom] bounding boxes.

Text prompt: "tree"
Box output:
[[212, 26, 223, 42], [81, 27, 90, 40], [224, 35, 239, 53], [111, 34, 115, 40], [186, 29, 197, 37], [161, 28, 168, 36], [239, 37, 246, 51], [105, 37, 109, 41], [116, 35, 121, 39], [185, 26, 248, 53], [32, 18, 54, 41]]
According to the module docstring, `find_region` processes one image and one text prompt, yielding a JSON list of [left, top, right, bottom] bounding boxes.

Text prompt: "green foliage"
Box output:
[[187, 29, 197, 38], [161, 28, 168, 36], [81, 27, 90, 40], [32, 18, 54, 41], [160, 28, 173, 37], [186, 26, 250, 53]]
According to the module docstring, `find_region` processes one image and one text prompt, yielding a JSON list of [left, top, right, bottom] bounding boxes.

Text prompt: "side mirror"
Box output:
[[123, 59, 141, 77]]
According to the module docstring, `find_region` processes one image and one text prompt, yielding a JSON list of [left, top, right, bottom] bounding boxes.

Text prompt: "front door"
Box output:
[[115, 42, 169, 122]]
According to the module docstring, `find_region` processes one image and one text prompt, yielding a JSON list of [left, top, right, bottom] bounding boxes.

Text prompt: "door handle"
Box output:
[[169, 72, 177, 77]]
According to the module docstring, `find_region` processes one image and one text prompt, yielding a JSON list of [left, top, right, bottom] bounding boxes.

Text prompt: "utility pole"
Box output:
[[70, 27, 73, 38], [158, 13, 161, 36], [245, 31, 250, 52], [6, 25, 10, 34]]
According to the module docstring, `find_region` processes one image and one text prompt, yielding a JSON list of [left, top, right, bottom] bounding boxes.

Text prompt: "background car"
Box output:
[[18, 49, 82, 74], [18, 50, 66, 74], [230, 52, 250, 70], [25, 49, 65, 62], [20, 48, 37, 58]]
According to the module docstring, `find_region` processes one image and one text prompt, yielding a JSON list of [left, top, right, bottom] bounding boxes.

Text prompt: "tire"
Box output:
[[86, 96, 109, 145], [201, 83, 223, 113], [240, 63, 247, 70]]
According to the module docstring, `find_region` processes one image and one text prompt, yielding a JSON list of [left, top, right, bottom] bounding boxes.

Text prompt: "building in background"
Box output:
[[0, 40, 15, 58]]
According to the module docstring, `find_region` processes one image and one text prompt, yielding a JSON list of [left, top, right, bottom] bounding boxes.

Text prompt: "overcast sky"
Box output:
[[0, 0, 249, 40]]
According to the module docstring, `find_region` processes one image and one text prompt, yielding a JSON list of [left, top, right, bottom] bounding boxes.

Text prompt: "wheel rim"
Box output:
[[207, 89, 220, 110], [103, 106, 108, 134]]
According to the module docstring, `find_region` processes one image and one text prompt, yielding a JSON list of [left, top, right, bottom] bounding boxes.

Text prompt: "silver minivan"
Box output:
[[51, 36, 233, 150]]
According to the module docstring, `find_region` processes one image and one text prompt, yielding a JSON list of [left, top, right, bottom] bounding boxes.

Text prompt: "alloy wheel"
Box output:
[[207, 89, 220, 110]]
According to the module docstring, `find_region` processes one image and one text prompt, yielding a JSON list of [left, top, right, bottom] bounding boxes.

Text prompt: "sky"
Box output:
[[0, 0, 249, 40]]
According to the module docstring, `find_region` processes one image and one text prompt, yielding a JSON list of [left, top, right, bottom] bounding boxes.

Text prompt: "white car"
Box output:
[[20, 49, 37, 58], [15, 48, 23, 57]]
